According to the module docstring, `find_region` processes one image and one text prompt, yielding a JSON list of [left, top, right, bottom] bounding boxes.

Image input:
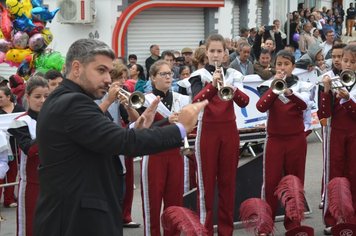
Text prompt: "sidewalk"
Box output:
[[0, 134, 329, 235]]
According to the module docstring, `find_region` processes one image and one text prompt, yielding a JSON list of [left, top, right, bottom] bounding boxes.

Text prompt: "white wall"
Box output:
[[44, 0, 118, 56], [216, 0, 234, 38]]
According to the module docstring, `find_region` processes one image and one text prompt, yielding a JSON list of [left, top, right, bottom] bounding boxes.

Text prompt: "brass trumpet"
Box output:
[[117, 88, 145, 109], [180, 136, 195, 156], [317, 70, 356, 89], [270, 78, 287, 95], [214, 61, 234, 101]]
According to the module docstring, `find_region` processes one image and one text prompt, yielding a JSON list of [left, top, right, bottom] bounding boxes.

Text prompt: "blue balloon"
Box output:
[[31, 6, 60, 22], [31, 0, 43, 8], [13, 15, 36, 32]]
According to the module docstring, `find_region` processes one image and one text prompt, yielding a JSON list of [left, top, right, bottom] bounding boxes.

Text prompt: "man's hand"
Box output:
[[336, 88, 350, 100], [178, 100, 209, 133], [134, 96, 160, 129], [322, 75, 332, 93]]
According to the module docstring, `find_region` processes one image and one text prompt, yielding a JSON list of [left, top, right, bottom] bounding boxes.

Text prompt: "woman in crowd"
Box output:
[[256, 50, 311, 232], [8, 76, 49, 236], [0, 86, 25, 208], [140, 60, 191, 236], [189, 34, 249, 235], [318, 44, 356, 234]]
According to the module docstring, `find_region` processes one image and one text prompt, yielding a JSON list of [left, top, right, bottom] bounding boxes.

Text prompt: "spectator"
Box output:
[[181, 47, 194, 71], [299, 22, 317, 55], [320, 30, 335, 59], [145, 44, 160, 79], [229, 42, 254, 76], [345, 3, 356, 36], [248, 27, 257, 46], [0, 76, 8, 87], [44, 70, 64, 93], [253, 49, 276, 80], [127, 54, 137, 67]]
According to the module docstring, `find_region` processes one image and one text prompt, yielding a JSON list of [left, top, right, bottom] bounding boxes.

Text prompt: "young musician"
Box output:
[[8, 76, 49, 236], [189, 34, 249, 235], [256, 50, 312, 232], [141, 60, 191, 236], [318, 44, 356, 234]]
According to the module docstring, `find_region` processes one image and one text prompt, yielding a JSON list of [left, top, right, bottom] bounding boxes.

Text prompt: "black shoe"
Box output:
[[324, 227, 332, 235], [123, 221, 140, 228]]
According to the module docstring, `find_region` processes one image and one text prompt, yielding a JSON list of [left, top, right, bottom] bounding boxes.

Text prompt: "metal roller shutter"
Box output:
[[0, 64, 17, 80], [232, 2, 240, 38], [127, 7, 204, 68]]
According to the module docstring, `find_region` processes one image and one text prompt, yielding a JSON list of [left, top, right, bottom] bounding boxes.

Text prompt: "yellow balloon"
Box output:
[[41, 29, 53, 46], [6, 0, 24, 16], [0, 31, 4, 39], [5, 48, 32, 64], [22, 0, 33, 19]]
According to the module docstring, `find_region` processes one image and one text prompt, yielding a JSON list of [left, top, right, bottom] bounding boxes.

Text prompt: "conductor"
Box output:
[[33, 39, 207, 236]]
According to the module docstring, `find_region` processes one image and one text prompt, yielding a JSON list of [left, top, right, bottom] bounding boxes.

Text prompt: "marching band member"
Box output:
[[256, 50, 312, 232], [189, 34, 249, 235], [7, 76, 49, 236], [140, 60, 191, 236], [318, 44, 356, 235]]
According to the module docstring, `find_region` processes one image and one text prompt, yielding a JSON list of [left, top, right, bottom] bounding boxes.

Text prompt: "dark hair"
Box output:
[[129, 63, 145, 81], [150, 44, 158, 50], [206, 34, 226, 51], [179, 65, 191, 74], [44, 69, 64, 81], [331, 43, 347, 52], [161, 50, 175, 59], [26, 76, 49, 95], [276, 50, 295, 65], [260, 48, 271, 56], [128, 54, 137, 60], [65, 39, 115, 77], [0, 86, 15, 103]]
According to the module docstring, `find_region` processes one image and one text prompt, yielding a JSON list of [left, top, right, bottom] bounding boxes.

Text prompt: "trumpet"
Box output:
[[316, 70, 356, 89], [117, 88, 145, 109], [214, 61, 234, 101], [180, 136, 195, 156], [270, 77, 287, 95]]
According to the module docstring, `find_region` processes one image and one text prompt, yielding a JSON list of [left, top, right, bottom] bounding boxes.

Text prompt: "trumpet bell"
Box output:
[[218, 86, 234, 101], [128, 91, 146, 109], [271, 79, 287, 95], [340, 70, 356, 87]]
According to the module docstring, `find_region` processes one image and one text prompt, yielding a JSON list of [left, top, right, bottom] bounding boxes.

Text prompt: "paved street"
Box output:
[[0, 132, 329, 235]]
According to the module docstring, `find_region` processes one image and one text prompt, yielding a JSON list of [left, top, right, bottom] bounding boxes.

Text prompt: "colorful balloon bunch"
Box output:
[[0, 0, 64, 78]]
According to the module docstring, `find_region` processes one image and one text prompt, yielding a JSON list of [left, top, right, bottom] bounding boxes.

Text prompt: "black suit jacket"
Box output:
[[34, 79, 183, 236]]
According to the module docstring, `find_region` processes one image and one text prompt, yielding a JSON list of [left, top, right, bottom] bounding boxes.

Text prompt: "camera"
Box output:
[[264, 25, 275, 31]]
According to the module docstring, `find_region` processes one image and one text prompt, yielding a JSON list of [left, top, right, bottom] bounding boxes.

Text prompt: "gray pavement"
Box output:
[[0, 132, 328, 235]]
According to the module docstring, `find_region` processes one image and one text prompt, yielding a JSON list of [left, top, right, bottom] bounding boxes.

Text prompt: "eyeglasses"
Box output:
[[157, 71, 174, 78]]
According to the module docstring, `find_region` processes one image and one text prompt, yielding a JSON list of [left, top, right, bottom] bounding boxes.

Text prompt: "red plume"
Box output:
[[161, 206, 208, 236], [239, 198, 274, 234], [327, 177, 355, 224], [275, 175, 305, 223]]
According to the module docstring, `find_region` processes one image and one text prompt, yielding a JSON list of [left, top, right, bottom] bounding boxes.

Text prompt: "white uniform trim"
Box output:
[[14, 114, 36, 236]]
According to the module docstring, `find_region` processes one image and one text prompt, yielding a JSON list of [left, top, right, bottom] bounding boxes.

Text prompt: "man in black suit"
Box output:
[[33, 39, 207, 236]]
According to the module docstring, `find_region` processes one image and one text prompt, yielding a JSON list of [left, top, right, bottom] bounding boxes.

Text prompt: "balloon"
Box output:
[[35, 51, 65, 73], [0, 5, 13, 40], [13, 31, 29, 49], [6, 0, 24, 16], [13, 15, 36, 32], [0, 52, 5, 63], [31, 7, 60, 22], [31, 0, 42, 8], [17, 55, 34, 77], [22, 0, 33, 19], [28, 21, 45, 36], [5, 48, 32, 65], [41, 28, 53, 46], [28, 33, 44, 51], [0, 39, 12, 52], [0, 30, 4, 39], [292, 33, 300, 42]]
